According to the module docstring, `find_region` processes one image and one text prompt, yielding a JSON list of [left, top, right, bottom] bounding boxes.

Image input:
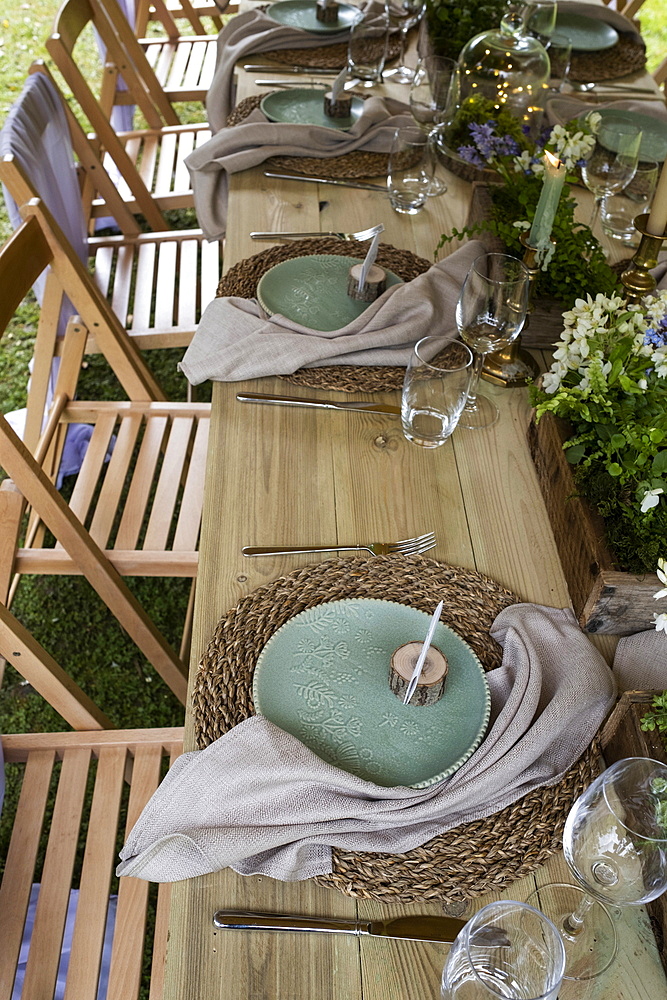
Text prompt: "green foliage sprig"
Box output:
[[425, 0, 508, 61]]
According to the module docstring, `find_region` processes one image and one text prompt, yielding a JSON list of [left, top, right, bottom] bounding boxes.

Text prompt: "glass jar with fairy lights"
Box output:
[[437, 1, 551, 163]]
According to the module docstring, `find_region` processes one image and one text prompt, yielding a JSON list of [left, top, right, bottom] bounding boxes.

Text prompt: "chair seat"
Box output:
[[89, 229, 222, 349], [141, 34, 219, 101], [100, 123, 212, 214]]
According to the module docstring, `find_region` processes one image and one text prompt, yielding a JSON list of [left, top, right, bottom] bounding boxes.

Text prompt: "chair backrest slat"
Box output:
[[114, 414, 169, 550], [143, 415, 194, 550], [173, 415, 209, 551]]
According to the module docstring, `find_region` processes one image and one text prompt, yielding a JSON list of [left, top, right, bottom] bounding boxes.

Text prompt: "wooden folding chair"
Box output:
[[0, 207, 211, 703], [0, 727, 183, 1000], [1, 69, 222, 373], [46, 0, 213, 227], [99, 0, 222, 105], [135, 0, 226, 37]]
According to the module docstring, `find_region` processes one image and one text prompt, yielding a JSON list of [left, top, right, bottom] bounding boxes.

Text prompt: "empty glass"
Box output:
[[528, 757, 667, 980], [347, 7, 389, 87], [601, 160, 660, 244], [441, 900, 566, 1000], [580, 120, 643, 229], [409, 55, 456, 196], [523, 0, 557, 45], [546, 32, 572, 92], [387, 125, 433, 214], [455, 253, 530, 429], [401, 336, 473, 448], [384, 0, 426, 84]]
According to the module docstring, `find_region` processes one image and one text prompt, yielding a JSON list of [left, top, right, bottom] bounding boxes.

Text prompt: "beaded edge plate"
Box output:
[[252, 598, 491, 788]]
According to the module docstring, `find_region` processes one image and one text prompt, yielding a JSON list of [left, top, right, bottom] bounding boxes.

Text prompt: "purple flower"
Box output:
[[458, 144, 485, 167], [469, 121, 498, 158], [645, 323, 667, 349]]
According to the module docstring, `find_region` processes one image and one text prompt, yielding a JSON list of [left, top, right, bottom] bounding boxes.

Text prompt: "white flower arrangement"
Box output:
[[653, 558, 667, 635]]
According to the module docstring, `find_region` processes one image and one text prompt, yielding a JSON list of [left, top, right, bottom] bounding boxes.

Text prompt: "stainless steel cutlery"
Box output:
[[237, 391, 399, 414], [264, 172, 386, 191], [242, 531, 437, 558]]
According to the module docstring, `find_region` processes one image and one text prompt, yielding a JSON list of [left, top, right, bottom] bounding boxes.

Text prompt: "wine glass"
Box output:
[[441, 900, 566, 1000], [527, 757, 667, 981], [409, 55, 456, 196], [522, 0, 557, 45], [384, 0, 426, 85], [580, 120, 643, 230], [455, 253, 530, 430]]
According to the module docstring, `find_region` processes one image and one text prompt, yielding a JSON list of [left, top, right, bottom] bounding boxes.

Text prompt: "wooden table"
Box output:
[[163, 51, 667, 1000]]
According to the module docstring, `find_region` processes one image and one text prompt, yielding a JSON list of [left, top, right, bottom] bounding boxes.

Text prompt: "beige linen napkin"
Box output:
[[178, 240, 484, 384], [546, 96, 667, 129], [208, 7, 375, 132], [613, 630, 667, 692], [186, 97, 412, 239], [116, 604, 616, 883]]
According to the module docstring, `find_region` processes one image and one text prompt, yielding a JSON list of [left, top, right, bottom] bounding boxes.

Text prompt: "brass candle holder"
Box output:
[[619, 214, 667, 304], [482, 232, 544, 388]]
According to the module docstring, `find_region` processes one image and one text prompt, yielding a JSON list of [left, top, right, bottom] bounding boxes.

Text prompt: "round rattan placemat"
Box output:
[[226, 93, 391, 179], [217, 237, 431, 391], [569, 34, 646, 83], [192, 554, 602, 904], [262, 32, 403, 71]]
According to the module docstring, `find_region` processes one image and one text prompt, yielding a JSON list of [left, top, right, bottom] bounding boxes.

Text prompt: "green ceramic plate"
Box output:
[[266, 0, 360, 33], [252, 598, 491, 788], [596, 109, 667, 164], [257, 255, 402, 331], [554, 12, 619, 52], [260, 88, 364, 130]]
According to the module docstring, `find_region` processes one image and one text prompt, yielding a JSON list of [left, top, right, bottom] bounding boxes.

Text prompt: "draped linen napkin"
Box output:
[[116, 604, 616, 883], [186, 96, 412, 239], [178, 240, 484, 384], [208, 7, 372, 133], [546, 96, 667, 130], [613, 630, 667, 693]]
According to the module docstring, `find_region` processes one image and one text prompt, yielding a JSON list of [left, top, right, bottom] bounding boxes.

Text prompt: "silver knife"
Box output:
[[255, 78, 360, 89], [213, 911, 466, 942], [237, 392, 399, 415], [264, 172, 387, 192], [244, 64, 341, 74]]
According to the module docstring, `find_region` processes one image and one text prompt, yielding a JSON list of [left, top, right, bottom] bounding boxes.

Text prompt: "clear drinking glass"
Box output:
[[580, 120, 643, 229], [384, 0, 426, 84], [546, 32, 572, 92], [401, 336, 473, 448], [409, 55, 456, 196], [441, 900, 566, 1000], [455, 253, 530, 430], [523, 0, 557, 45], [387, 125, 433, 215], [601, 159, 660, 244], [527, 757, 667, 981], [347, 7, 390, 87]]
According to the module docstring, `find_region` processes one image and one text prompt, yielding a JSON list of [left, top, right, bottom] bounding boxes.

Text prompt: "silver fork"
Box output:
[[250, 223, 384, 242], [242, 531, 436, 557]]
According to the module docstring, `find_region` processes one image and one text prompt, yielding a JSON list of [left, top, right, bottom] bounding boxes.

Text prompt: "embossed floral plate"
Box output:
[[260, 88, 364, 130], [252, 598, 491, 788], [554, 12, 619, 52], [257, 255, 403, 331], [595, 109, 667, 163], [266, 0, 360, 34]]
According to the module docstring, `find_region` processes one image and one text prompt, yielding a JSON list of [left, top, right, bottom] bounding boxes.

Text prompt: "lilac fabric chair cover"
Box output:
[[0, 73, 109, 486]]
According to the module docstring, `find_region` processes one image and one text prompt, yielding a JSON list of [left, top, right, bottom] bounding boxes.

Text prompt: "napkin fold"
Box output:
[[185, 96, 412, 239], [178, 240, 484, 384], [612, 630, 667, 693], [117, 604, 616, 883], [546, 96, 667, 130], [207, 6, 376, 133]]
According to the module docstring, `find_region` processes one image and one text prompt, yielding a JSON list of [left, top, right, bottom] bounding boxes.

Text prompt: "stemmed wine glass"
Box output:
[[455, 253, 530, 430], [409, 55, 456, 196], [580, 120, 643, 230], [527, 757, 667, 981], [384, 0, 426, 84]]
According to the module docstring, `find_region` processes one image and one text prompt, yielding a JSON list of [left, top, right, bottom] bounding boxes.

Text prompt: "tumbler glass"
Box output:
[[387, 125, 433, 214], [347, 7, 389, 87], [401, 336, 473, 448]]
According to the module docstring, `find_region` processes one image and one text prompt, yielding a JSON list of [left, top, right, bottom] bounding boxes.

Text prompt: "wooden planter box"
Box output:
[[600, 691, 667, 971], [528, 412, 661, 635]]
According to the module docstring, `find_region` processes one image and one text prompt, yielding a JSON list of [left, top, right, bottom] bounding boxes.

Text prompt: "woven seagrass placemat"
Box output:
[[262, 31, 403, 71], [226, 92, 391, 179], [217, 236, 431, 391], [192, 553, 602, 903], [569, 34, 646, 83]]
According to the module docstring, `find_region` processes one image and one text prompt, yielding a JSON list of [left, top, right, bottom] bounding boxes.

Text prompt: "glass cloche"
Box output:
[[438, 2, 551, 158]]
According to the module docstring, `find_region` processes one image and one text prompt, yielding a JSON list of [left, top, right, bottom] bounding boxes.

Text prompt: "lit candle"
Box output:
[[529, 150, 567, 252], [646, 157, 667, 236]]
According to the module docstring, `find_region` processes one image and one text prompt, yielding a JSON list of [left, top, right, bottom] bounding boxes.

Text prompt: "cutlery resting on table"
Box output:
[[236, 392, 400, 414]]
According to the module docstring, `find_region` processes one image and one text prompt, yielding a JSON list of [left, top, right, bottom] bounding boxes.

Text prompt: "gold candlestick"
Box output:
[[619, 214, 667, 304], [482, 232, 544, 388]]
